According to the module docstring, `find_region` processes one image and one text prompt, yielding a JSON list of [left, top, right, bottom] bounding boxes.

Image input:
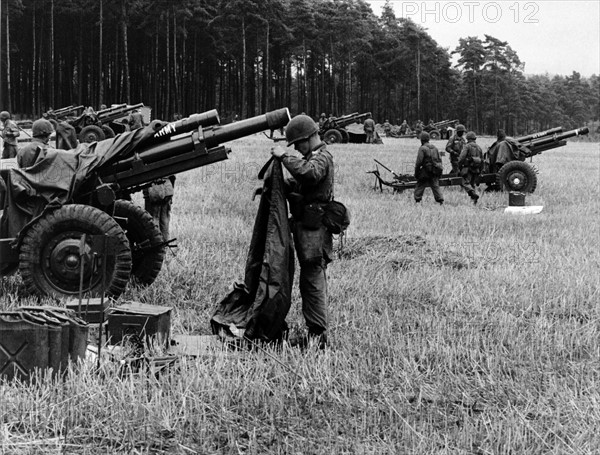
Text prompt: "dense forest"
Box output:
[[0, 0, 598, 134]]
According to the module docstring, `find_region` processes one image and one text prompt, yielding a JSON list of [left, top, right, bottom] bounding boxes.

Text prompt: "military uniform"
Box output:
[[280, 142, 334, 337], [414, 137, 444, 204], [445, 133, 466, 175], [383, 120, 392, 137], [143, 177, 175, 241], [128, 111, 144, 131], [1, 119, 20, 159], [458, 136, 484, 203], [363, 117, 376, 143]]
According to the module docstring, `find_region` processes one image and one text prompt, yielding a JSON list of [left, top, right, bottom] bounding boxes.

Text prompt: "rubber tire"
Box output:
[[429, 129, 441, 140], [324, 129, 343, 144], [102, 125, 116, 139], [339, 129, 350, 143], [113, 200, 165, 286], [79, 125, 105, 143], [19, 204, 132, 299], [496, 161, 538, 193]]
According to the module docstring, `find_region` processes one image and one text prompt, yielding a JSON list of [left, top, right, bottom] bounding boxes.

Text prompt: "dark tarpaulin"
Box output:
[[211, 159, 294, 342], [0, 121, 165, 239]]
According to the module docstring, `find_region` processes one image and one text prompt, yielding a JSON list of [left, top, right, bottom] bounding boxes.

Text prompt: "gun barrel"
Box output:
[[517, 127, 563, 144], [148, 110, 221, 145], [103, 108, 291, 180], [97, 103, 145, 123], [528, 127, 589, 150]]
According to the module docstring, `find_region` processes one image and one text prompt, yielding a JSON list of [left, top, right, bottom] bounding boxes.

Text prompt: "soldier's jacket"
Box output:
[[415, 143, 443, 178], [363, 118, 375, 133], [1, 120, 20, 146], [281, 142, 334, 264], [445, 134, 465, 156], [281, 143, 334, 205], [458, 141, 484, 174]]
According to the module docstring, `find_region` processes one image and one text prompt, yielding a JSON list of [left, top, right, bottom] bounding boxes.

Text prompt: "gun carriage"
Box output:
[[370, 127, 589, 193], [0, 108, 291, 299], [320, 112, 372, 144]]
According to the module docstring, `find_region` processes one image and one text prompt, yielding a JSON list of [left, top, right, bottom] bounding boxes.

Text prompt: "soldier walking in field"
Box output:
[[0, 111, 20, 159], [458, 131, 484, 204], [271, 114, 334, 349], [414, 132, 444, 204], [445, 123, 466, 176]]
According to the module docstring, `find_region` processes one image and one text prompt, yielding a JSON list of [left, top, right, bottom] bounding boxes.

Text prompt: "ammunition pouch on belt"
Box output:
[[302, 203, 325, 230]]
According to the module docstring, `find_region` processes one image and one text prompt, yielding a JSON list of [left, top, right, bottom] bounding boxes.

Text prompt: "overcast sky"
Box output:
[[365, 1, 600, 77]]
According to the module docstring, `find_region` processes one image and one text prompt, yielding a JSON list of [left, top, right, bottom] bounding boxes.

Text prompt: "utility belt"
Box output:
[[288, 193, 330, 230]]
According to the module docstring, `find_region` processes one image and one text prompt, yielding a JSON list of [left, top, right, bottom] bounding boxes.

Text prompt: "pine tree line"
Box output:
[[0, 0, 597, 134]]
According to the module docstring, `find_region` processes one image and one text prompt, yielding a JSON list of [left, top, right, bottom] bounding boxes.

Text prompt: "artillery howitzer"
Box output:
[[369, 127, 589, 193], [320, 112, 372, 144], [68, 103, 145, 143], [424, 119, 459, 140], [0, 108, 291, 299]]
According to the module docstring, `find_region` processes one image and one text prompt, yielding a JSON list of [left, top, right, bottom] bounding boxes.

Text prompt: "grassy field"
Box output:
[[1, 134, 599, 454]]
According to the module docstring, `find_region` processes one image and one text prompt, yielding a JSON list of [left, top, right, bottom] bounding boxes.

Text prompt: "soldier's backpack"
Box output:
[[423, 144, 444, 176], [322, 200, 350, 235]]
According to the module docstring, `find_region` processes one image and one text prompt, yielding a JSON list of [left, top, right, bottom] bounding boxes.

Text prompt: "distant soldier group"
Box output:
[[413, 123, 484, 205]]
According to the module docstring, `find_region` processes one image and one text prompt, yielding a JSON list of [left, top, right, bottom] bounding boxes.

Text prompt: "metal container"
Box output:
[[107, 302, 171, 348], [509, 191, 526, 207], [0, 312, 49, 380], [65, 298, 110, 324]]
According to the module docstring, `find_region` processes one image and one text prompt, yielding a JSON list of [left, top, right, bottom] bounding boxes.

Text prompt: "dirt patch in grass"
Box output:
[[339, 234, 473, 270]]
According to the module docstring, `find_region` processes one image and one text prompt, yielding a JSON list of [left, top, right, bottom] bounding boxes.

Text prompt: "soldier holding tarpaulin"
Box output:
[[271, 114, 334, 349]]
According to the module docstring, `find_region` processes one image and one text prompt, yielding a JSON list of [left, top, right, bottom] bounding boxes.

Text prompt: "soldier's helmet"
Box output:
[[285, 114, 319, 147], [0, 111, 10, 120], [466, 131, 477, 140], [320, 113, 326, 118], [456, 124, 466, 132], [497, 129, 506, 140], [32, 119, 54, 137], [420, 132, 430, 142]]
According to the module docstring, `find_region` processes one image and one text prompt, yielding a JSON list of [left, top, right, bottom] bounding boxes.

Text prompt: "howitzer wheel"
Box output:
[[101, 125, 116, 139], [113, 200, 165, 286], [79, 125, 105, 143], [19, 204, 132, 299], [429, 129, 441, 140], [496, 161, 538, 193], [324, 129, 343, 144]]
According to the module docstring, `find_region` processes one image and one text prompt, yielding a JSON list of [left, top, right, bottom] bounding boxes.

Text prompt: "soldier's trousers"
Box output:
[[414, 177, 444, 203], [459, 172, 480, 198], [145, 196, 172, 241], [299, 258, 328, 335], [1, 144, 17, 159], [449, 153, 460, 174]]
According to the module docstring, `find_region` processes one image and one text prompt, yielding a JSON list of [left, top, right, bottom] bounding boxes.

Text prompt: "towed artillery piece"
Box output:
[[320, 112, 372, 144], [370, 126, 589, 193], [392, 119, 459, 139], [0, 108, 291, 299], [67, 103, 146, 143]]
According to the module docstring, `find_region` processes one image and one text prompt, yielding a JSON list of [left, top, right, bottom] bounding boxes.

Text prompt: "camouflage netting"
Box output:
[[338, 234, 473, 270]]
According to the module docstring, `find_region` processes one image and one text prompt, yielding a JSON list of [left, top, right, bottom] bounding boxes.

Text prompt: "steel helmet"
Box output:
[[466, 131, 477, 140], [285, 114, 319, 147], [32, 119, 54, 137], [420, 131, 430, 142], [0, 111, 10, 120], [456, 124, 466, 132]]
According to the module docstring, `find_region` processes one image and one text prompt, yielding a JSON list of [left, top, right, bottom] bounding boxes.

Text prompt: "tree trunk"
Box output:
[[32, 3, 36, 115], [6, 4, 11, 112], [50, 0, 54, 108], [121, 0, 130, 103], [98, 0, 103, 106], [241, 16, 246, 118]]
